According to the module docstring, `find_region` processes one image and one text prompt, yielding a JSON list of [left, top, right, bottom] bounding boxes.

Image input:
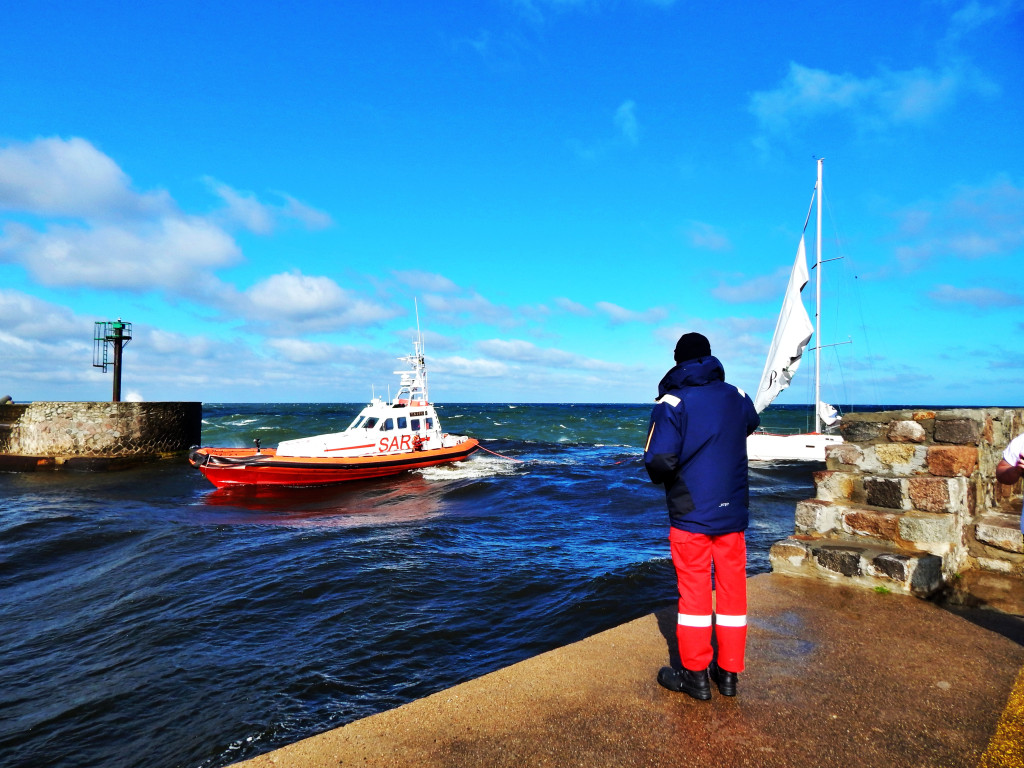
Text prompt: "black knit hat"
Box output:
[[674, 332, 711, 363]]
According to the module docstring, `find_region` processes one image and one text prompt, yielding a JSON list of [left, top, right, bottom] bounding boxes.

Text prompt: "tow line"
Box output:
[[473, 444, 524, 463]]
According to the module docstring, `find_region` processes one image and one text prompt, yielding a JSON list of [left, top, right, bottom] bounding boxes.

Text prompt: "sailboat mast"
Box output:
[[814, 158, 823, 434]]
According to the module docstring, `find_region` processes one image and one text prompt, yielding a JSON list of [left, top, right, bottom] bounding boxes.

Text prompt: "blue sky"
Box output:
[[1, 0, 1022, 405]]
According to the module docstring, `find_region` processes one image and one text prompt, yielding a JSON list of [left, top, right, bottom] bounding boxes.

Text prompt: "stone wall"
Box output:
[[0, 404, 29, 452], [3, 401, 202, 459], [769, 408, 1024, 615]]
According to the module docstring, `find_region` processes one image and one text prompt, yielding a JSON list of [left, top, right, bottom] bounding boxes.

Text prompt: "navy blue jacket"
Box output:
[[643, 355, 760, 535]]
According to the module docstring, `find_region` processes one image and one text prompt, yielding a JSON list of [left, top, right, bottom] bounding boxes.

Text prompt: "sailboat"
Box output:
[[747, 158, 844, 462]]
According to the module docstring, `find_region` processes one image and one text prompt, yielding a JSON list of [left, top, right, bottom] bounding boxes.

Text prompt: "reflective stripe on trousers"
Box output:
[[669, 528, 747, 673]]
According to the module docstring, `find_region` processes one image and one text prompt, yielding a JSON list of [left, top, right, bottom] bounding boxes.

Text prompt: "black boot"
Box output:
[[709, 661, 738, 697], [657, 666, 711, 701]]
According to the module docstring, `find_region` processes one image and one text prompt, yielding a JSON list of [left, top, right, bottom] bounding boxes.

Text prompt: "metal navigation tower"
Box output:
[[93, 320, 132, 402]]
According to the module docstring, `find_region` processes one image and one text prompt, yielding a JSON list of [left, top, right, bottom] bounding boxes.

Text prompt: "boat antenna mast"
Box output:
[[415, 298, 427, 401], [394, 299, 429, 405]]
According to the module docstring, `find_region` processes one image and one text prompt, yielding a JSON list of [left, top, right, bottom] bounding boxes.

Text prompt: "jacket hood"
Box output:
[[657, 355, 725, 397]]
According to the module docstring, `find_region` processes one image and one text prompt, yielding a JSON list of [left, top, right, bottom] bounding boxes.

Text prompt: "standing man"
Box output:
[[996, 431, 1024, 534], [644, 333, 760, 700]]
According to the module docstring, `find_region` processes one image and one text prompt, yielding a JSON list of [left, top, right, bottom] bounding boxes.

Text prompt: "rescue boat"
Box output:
[[189, 335, 478, 489]]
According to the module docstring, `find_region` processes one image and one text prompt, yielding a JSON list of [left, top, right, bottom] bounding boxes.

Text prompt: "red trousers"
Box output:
[[669, 528, 747, 673]]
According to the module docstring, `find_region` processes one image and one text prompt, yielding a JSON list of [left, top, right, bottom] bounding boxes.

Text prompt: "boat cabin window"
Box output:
[[382, 418, 394, 431], [363, 417, 379, 429], [397, 417, 408, 429], [411, 419, 420, 430], [425, 418, 434, 430], [347, 415, 365, 430]]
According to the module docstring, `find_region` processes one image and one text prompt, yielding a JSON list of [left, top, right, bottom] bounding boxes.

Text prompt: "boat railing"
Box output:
[[753, 424, 842, 437], [752, 426, 805, 436]]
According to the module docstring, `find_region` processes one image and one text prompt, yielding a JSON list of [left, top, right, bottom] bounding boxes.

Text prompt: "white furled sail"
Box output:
[[818, 401, 841, 427], [753, 235, 815, 413]]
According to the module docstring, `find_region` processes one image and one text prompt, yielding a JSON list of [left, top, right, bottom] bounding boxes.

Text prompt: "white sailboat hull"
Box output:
[[747, 431, 843, 462]]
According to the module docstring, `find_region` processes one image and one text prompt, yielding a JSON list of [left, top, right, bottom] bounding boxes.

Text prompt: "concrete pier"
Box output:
[[232, 573, 1024, 768]]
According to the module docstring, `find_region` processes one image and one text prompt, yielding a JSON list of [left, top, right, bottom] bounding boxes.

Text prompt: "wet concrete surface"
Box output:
[[233, 573, 1024, 768]]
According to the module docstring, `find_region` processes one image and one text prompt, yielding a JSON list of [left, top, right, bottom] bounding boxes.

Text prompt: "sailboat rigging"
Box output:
[[747, 158, 844, 462]]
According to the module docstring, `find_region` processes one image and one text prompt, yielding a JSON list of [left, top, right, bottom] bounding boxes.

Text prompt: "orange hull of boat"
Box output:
[[189, 440, 479, 489]]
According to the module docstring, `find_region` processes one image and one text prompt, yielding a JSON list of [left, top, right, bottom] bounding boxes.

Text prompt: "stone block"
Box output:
[[935, 418, 982, 445], [872, 552, 912, 582], [977, 557, 1015, 574], [913, 411, 937, 421], [813, 471, 855, 503], [814, 546, 862, 577], [827, 442, 863, 469], [864, 477, 906, 509], [898, 513, 956, 545], [975, 513, 1024, 554], [926, 445, 978, 477], [888, 420, 926, 443], [843, 508, 901, 540], [907, 476, 955, 514], [866, 551, 943, 597], [769, 537, 810, 569], [908, 554, 945, 597], [795, 499, 842, 535], [841, 420, 884, 443], [873, 443, 926, 475]]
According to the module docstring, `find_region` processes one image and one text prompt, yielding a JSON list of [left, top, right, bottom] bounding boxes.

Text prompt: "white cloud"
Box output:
[[147, 328, 229, 358], [266, 338, 338, 364], [615, 100, 639, 146], [511, 0, 676, 22], [686, 221, 732, 252], [204, 178, 334, 233], [394, 270, 460, 293], [712, 267, 791, 303], [0, 217, 240, 294], [568, 99, 644, 161], [0, 137, 337, 309], [0, 289, 86, 339], [477, 338, 624, 371], [246, 271, 348, 318], [0, 137, 243, 300], [432, 355, 511, 378], [205, 178, 276, 234], [280, 194, 333, 230], [241, 271, 397, 332], [929, 284, 1023, 308], [749, 61, 996, 134], [0, 136, 171, 219], [595, 301, 667, 324], [894, 175, 1024, 268], [946, 0, 1023, 44], [555, 297, 590, 315], [422, 290, 516, 326]]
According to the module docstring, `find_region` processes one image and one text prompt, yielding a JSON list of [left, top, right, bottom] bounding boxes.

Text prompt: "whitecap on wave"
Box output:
[[416, 454, 521, 481]]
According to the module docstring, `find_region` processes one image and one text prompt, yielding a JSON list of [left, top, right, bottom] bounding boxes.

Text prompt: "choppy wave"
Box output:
[[0, 402, 820, 768]]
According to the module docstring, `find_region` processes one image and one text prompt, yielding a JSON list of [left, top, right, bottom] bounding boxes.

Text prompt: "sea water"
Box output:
[[0, 403, 824, 768]]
